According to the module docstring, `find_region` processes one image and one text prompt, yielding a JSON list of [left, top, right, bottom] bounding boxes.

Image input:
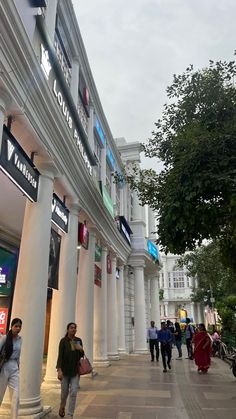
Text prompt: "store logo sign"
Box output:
[[40, 44, 52, 80], [0, 268, 7, 284], [0, 126, 39, 202], [51, 194, 69, 233]]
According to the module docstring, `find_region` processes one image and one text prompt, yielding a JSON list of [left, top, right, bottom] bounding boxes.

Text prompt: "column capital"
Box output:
[[0, 88, 12, 113], [35, 158, 59, 179], [69, 202, 81, 215]]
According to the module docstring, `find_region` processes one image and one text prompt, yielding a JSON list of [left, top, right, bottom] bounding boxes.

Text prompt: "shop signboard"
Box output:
[[0, 125, 40, 202], [118, 216, 132, 246], [147, 240, 159, 262], [0, 247, 17, 297], [48, 229, 61, 289], [51, 193, 69, 233], [106, 148, 115, 171], [0, 308, 8, 335], [94, 264, 102, 287], [107, 254, 112, 274], [95, 118, 105, 147], [95, 244, 102, 262], [99, 182, 114, 217], [78, 223, 89, 249]]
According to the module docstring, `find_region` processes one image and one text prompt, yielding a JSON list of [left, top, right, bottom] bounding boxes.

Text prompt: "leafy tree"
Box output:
[[178, 241, 236, 330], [126, 59, 236, 271]]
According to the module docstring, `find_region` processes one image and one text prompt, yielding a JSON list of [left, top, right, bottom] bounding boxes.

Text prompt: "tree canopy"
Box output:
[[178, 241, 236, 330], [127, 59, 236, 271]]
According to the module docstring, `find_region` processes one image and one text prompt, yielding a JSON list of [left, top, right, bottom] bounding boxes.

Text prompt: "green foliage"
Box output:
[[127, 59, 236, 271], [159, 288, 164, 301], [179, 241, 236, 330]]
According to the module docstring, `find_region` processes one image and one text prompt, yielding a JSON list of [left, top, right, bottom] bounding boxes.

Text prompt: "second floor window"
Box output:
[[173, 271, 185, 288]]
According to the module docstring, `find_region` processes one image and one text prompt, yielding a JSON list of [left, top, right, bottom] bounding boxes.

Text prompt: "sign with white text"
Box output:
[[51, 194, 69, 233]]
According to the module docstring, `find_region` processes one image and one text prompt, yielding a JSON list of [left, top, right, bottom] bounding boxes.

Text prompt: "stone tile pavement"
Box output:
[[43, 347, 236, 419]]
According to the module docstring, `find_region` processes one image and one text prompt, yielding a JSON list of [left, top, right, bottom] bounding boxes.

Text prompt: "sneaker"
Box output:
[[163, 369, 167, 373]]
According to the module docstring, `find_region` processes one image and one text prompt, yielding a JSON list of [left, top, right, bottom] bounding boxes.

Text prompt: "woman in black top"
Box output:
[[57, 322, 84, 418], [174, 322, 182, 359]]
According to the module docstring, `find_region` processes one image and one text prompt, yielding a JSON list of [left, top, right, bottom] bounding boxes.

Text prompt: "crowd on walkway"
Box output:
[[0, 318, 221, 418], [147, 318, 212, 374]]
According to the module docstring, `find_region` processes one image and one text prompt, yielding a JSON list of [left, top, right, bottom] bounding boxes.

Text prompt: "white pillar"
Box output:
[[146, 279, 151, 326], [132, 191, 142, 221], [70, 57, 79, 104], [45, 0, 58, 42], [117, 265, 126, 354], [150, 274, 161, 328], [93, 246, 110, 366], [197, 303, 203, 324], [107, 256, 119, 359], [10, 161, 56, 416], [76, 228, 96, 364], [44, 203, 80, 384], [148, 207, 156, 239], [164, 302, 169, 318], [134, 265, 148, 353], [0, 89, 11, 151]]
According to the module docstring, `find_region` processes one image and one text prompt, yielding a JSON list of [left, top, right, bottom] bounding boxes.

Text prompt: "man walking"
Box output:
[[158, 322, 172, 372], [185, 318, 195, 359], [147, 321, 159, 362]]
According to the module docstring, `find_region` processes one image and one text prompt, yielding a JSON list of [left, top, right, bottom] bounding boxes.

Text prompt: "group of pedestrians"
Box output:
[[147, 318, 212, 374], [0, 319, 83, 418]]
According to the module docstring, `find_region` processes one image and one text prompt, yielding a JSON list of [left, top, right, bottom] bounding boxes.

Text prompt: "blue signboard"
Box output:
[[95, 118, 105, 147], [147, 240, 159, 261], [107, 148, 115, 171]]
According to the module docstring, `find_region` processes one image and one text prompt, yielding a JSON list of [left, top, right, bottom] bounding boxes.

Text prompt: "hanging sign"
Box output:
[[0, 125, 39, 202], [94, 264, 102, 287], [51, 194, 69, 233]]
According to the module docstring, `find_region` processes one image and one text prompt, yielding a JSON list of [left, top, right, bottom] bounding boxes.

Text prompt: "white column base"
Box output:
[[134, 349, 149, 355], [108, 353, 120, 360], [41, 379, 60, 388], [0, 404, 51, 418], [118, 348, 127, 354], [93, 359, 111, 367]]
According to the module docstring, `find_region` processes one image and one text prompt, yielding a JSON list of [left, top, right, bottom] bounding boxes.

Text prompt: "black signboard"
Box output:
[[51, 193, 69, 233], [48, 229, 61, 290], [119, 216, 132, 246], [0, 125, 40, 202]]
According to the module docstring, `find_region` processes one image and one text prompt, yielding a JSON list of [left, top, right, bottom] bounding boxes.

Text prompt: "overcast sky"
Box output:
[[72, 0, 236, 168]]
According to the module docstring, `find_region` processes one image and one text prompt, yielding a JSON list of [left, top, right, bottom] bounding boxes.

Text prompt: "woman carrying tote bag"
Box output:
[[56, 322, 84, 418]]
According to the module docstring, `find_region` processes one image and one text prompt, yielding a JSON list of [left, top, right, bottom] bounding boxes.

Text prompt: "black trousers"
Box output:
[[160, 343, 171, 369], [186, 338, 193, 358], [149, 339, 159, 361]]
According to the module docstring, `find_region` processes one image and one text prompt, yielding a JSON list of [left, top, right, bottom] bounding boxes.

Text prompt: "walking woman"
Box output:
[[57, 322, 84, 418], [193, 323, 212, 373], [0, 318, 22, 419]]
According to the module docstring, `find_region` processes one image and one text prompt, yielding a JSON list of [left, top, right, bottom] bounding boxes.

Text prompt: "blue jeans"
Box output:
[[60, 374, 79, 416], [175, 340, 182, 357]]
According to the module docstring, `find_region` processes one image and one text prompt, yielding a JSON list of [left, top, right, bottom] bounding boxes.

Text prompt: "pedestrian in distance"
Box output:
[[185, 318, 195, 359], [147, 320, 159, 362], [174, 322, 182, 359], [158, 322, 172, 372], [57, 322, 84, 418], [192, 323, 212, 373], [166, 320, 175, 347], [0, 317, 22, 419]]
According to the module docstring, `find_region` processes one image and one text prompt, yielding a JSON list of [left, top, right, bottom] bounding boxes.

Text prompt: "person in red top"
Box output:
[[193, 323, 212, 373]]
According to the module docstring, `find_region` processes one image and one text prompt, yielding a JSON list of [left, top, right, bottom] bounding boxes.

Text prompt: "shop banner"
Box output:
[[118, 216, 132, 246], [107, 254, 112, 274], [99, 182, 114, 217], [78, 223, 89, 249], [0, 125, 40, 202], [51, 193, 69, 233], [95, 244, 102, 262], [0, 246, 17, 297], [48, 229, 61, 289], [94, 264, 102, 287], [147, 240, 159, 262], [0, 308, 8, 335]]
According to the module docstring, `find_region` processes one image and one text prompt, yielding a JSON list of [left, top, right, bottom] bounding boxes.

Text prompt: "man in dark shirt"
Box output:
[[158, 322, 172, 372]]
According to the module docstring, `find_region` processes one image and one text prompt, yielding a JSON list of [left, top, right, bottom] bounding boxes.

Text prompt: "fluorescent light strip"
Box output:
[[0, 165, 34, 202]]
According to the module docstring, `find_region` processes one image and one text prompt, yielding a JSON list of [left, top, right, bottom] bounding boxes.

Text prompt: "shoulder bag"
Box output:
[[78, 355, 92, 375]]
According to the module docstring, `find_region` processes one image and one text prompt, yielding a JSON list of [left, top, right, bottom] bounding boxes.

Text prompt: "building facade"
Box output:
[[0, 1, 160, 416], [159, 253, 204, 325]]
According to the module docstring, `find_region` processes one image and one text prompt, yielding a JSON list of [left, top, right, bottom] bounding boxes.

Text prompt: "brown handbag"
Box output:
[[79, 355, 92, 375]]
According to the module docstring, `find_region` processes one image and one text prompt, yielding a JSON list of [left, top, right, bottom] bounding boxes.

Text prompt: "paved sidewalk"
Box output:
[[43, 348, 236, 419]]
